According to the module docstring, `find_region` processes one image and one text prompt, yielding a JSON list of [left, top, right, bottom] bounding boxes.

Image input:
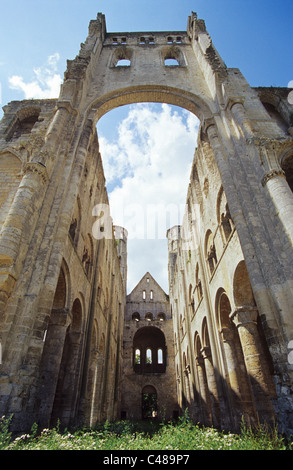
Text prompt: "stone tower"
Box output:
[[0, 12, 292, 433]]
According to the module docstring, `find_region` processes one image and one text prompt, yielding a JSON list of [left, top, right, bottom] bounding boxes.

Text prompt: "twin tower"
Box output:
[[0, 12, 293, 434]]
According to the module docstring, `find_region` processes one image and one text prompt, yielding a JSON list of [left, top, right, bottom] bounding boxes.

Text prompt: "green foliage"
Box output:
[[0, 415, 13, 450], [1, 414, 292, 451]]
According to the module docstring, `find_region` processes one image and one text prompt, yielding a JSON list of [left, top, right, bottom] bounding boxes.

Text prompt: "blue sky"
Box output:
[[0, 1, 292, 292]]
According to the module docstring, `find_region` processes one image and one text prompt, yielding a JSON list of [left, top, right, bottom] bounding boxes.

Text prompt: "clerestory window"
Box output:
[[133, 327, 167, 374]]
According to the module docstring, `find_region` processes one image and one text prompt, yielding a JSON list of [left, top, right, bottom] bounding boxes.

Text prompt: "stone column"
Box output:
[[195, 355, 212, 426], [220, 326, 256, 427], [230, 306, 276, 423], [230, 100, 254, 140], [201, 346, 221, 427], [231, 100, 293, 247], [37, 307, 70, 428], [261, 169, 293, 247], [220, 327, 242, 399]]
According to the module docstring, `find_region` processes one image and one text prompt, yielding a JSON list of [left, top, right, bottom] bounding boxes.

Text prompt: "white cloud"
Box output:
[[8, 53, 62, 99], [98, 103, 200, 293]]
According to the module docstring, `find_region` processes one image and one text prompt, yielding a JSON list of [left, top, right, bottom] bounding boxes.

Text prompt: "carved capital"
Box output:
[[226, 97, 245, 111], [200, 345, 211, 360], [229, 306, 258, 328], [23, 161, 49, 184], [261, 168, 286, 187], [203, 117, 216, 135]]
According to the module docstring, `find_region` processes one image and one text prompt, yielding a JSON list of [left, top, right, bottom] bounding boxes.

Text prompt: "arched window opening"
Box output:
[[146, 348, 152, 364], [145, 312, 153, 321], [158, 348, 163, 364], [82, 234, 93, 278], [233, 260, 256, 308], [163, 46, 185, 67], [217, 187, 234, 244], [157, 312, 165, 321], [7, 107, 40, 141], [165, 58, 179, 66], [195, 263, 203, 303], [69, 198, 81, 249], [205, 230, 217, 275], [133, 327, 166, 373], [132, 312, 140, 321], [116, 59, 131, 67], [262, 102, 288, 134], [135, 349, 141, 364], [112, 47, 132, 67]]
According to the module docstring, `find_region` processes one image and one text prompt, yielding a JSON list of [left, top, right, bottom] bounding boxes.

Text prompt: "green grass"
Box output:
[[1, 414, 292, 451]]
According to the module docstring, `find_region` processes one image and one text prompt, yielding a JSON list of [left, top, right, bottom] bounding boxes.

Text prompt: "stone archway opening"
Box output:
[[142, 385, 158, 419], [96, 101, 200, 293]]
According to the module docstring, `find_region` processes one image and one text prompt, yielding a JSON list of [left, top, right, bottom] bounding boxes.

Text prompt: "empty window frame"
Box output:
[[135, 349, 141, 364], [165, 57, 180, 66], [158, 348, 163, 364], [143, 290, 146, 300], [150, 290, 153, 300], [116, 59, 131, 66], [146, 348, 152, 364]]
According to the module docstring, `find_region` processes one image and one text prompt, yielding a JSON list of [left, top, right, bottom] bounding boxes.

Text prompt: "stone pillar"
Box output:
[[230, 101, 254, 140], [231, 100, 293, 247], [220, 326, 256, 427], [201, 346, 221, 428], [38, 307, 70, 428], [230, 306, 276, 424], [261, 169, 293, 247], [195, 355, 212, 426], [220, 327, 242, 399]]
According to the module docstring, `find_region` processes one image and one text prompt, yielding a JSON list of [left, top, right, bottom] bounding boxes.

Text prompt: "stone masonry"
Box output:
[[0, 12, 292, 434]]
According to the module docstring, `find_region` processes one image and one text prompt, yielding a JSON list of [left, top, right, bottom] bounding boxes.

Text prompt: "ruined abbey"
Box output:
[[0, 12, 293, 435]]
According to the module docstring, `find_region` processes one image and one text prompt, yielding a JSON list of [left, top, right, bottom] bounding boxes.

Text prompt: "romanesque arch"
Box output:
[[133, 326, 167, 374]]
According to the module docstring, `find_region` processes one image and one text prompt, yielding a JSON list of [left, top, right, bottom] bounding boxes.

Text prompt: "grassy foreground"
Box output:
[[1, 414, 292, 451]]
